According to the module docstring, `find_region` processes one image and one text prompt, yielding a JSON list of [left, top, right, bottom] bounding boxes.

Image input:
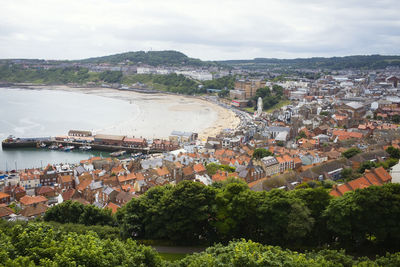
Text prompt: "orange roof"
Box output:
[[76, 179, 92, 191], [212, 171, 227, 182], [136, 172, 145, 181], [183, 166, 194, 176], [121, 184, 135, 193], [293, 157, 302, 164], [373, 167, 391, 183], [282, 155, 293, 162], [156, 166, 170, 176], [332, 130, 363, 139], [105, 202, 120, 214], [19, 195, 47, 206], [364, 172, 382, 186], [174, 161, 183, 168], [0, 192, 10, 199], [193, 163, 206, 173], [276, 157, 285, 163], [60, 175, 73, 184], [347, 177, 371, 190], [118, 173, 136, 183]]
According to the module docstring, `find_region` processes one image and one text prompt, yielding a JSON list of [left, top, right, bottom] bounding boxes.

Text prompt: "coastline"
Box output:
[[5, 84, 240, 140]]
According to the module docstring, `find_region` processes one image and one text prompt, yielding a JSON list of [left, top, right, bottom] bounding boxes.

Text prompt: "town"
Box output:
[[1, 68, 400, 221]]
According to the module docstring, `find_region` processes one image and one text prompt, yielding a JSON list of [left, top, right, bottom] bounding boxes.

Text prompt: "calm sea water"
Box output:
[[0, 87, 135, 170]]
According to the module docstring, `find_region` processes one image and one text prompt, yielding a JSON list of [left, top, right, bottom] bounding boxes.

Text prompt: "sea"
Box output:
[[0, 87, 218, 170]]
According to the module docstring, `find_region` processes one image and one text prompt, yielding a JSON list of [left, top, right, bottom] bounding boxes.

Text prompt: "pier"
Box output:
[[2, 137, 165, 154]]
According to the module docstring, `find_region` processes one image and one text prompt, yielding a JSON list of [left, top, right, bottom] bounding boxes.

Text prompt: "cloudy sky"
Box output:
[[1, 0, 399, 60]]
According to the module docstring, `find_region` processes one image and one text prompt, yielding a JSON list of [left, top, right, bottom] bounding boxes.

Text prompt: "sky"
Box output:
[[0, 0, 399, 61]]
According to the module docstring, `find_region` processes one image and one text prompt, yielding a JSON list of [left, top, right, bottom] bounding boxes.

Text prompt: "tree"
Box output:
[[324, 183, 400, 249], [252, 148, 272, 159], [341, 168, 362, 182], [386, 146, 400, 159], [358, 161, 377, 173], [342, 147, 361, 159], [44, 201, 115, 226], [296, 131, 307, 141]]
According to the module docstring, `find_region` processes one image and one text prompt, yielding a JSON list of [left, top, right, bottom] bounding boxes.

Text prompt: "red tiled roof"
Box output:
[[19, 195, 48, 206], [373, 167, 392, 183], [118, 173, 136, 183], [193, 163, 206, 173]]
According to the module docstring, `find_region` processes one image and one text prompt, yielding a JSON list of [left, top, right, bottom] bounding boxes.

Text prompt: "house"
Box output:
[[123, 137, 147, 148], [260, 156, 280, 177], [0, 192, 10, 204], [115, 191, 134, 206], [117, 173, 137, 185], [182, 166, 195, 180], [193, 163, 207, 176], [36, 186, 56, 198], [20, 203, 48, 219], [0, 205, 14, 220], [19, 170, 40, 190], [40, 165, 58, 186], [3, 185, 26, 201], [155, 166, 171, 180], [59, 175, 74, 190], [276, 155, 294, 173], [238, 161, 265, 183], [19, 195, 48, 208], [330, 167, 392, 197], [94, 134, 125, 146]]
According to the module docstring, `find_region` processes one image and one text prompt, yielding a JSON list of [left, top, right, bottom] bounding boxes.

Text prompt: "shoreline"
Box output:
[[3, 84, 240, 140]]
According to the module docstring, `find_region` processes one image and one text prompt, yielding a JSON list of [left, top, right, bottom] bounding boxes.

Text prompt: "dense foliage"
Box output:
[[0, 64, 92, 84], [79, 50, 216, 67], [205, 163, 236, 176], [342, 147, 361, 159], [202, 75, 235, 90], [44, 200, 115, 226], [116, 181, 400, 253], [2, 223, 400, 266], [220, 55, 400, 70], [253, 148, 273, 159], [0, 223, 163, 266]]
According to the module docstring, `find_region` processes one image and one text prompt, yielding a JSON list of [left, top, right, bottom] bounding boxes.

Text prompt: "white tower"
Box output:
[[257, 97, 263, 117]]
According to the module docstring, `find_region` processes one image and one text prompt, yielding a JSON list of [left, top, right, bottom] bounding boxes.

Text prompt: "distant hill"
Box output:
[[219, 55, 400, 70], [77, 50, 218, 67]]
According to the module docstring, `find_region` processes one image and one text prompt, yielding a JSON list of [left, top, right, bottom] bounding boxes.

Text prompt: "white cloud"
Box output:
[[0, 0, 399, 60]]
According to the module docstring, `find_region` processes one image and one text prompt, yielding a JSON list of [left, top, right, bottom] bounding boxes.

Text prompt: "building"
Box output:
[[94, 134, 125, 146], [234, 79, 266, 99], [330, 167, 392, 197], [260, 156, 280, 177], [68, 130, 92, 137]]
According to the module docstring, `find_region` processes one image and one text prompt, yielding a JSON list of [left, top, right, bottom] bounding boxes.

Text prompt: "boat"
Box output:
[[39, 142, 46, 148], [63, 146, 75, 152], [49, 144, 58, 150], [110, 150, 126, 157], [79, 145, 92, 151]]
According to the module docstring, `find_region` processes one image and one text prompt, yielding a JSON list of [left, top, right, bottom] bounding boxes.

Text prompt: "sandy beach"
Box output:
[[22, 85, 240, 140]]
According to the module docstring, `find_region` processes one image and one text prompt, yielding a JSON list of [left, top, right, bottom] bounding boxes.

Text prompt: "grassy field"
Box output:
[[159, 253, 188, 261], [265, 99, 291, 113]]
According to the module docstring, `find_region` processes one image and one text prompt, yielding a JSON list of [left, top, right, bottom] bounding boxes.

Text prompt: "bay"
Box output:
[[0, 87, 219, 170]]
